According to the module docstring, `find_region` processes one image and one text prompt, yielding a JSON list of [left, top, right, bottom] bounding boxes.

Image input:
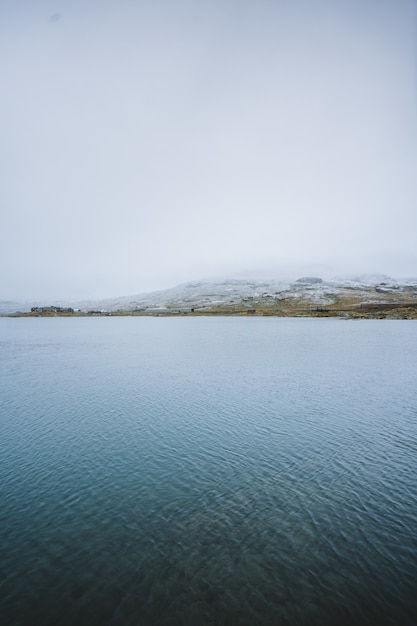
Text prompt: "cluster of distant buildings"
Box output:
[[31, 306, 74, 314]]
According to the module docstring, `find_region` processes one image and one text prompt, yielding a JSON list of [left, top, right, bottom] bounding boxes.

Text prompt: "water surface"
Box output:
[[1, 317, 416, 625]]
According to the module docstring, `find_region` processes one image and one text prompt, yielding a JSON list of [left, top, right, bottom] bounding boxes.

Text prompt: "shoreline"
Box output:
[[3, 307, 417, 320]]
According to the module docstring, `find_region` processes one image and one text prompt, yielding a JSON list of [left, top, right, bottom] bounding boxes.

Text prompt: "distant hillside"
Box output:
[[73, 275, 417, 314], [3, 275, 417, 318]]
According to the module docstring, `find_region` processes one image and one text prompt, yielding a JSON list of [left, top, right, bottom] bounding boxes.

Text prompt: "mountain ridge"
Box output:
[[2, 275, 417, 317]]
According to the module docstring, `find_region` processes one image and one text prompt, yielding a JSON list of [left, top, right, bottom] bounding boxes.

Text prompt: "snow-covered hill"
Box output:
[[74, 275, 417, 312], [2, 275, 417, 315]]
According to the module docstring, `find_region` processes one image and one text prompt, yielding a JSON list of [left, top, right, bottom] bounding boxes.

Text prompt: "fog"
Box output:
[[1, 0, 416, 299]]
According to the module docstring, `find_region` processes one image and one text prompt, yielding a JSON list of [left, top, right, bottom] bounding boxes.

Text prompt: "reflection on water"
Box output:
[[1, 317, 416, 625]]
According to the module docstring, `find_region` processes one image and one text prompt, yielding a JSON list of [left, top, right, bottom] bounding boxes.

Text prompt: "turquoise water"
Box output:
[[1, 317, 417, 625]]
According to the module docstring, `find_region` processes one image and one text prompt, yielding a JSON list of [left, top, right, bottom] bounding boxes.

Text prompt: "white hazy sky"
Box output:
[[1, 0, 416, 299]]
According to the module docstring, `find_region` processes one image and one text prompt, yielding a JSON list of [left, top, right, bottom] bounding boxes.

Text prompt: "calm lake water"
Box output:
[[1, 317, 417, 625]]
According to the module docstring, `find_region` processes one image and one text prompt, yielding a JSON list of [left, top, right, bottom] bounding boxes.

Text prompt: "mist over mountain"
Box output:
[[1, 1, 416, 304]]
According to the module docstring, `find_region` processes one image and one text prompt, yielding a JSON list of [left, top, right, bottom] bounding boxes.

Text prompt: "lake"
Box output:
[[1, 317, 416, 625]]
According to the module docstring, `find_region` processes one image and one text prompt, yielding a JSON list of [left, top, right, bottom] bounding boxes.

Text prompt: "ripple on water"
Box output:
[[0, 317, 417, 625]]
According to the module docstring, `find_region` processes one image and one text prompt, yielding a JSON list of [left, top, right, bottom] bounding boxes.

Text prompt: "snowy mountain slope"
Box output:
[[2, 275, 417, 315], [72, 275, 417, 312]]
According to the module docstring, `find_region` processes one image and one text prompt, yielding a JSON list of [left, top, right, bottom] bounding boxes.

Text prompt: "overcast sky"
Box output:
[[1, 0, 416, 300]]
